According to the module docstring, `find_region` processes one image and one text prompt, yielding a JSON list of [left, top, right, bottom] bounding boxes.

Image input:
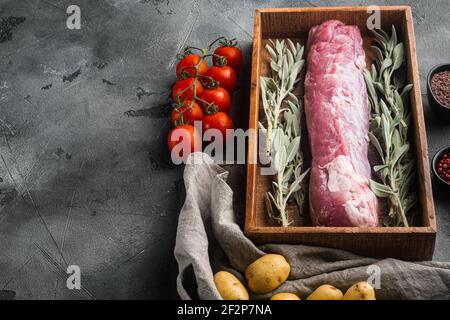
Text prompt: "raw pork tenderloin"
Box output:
[[304, 20, 379, 227]]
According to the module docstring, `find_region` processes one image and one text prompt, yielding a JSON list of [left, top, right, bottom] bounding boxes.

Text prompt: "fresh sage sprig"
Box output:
[[260, 39, 309, 227], [260, 39, 304, 158], [363, 25, 416, 227]]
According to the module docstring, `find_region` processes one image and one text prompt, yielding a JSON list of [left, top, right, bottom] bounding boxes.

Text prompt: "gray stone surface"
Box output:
[[0, 0, 448, 299]]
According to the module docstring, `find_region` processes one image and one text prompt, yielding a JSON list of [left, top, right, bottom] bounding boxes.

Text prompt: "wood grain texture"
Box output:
[[245, 6, 436, 261]]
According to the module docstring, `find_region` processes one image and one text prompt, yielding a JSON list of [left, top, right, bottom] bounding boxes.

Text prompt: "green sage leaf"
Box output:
[[392, 43, 404, 71]]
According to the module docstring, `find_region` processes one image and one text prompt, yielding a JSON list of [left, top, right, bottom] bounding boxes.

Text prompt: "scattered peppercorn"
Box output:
[[431, 70, 450, 108], [436, 152, 450, 184]]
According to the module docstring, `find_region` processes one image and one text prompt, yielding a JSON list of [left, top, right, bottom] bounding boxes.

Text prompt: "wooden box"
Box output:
[[245, 6, 436, 261]]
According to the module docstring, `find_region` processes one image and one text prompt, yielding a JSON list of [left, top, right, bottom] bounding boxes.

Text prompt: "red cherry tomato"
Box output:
[[199, 87, 231, 114], [167, 124, 201, 163], [205, 66, 237, 94], [202, 111, 234, 139], [214, 45, 243, 72], [171, 101, 203, 126], [172, 78, 203, 102], [176, 54, 208, 79]]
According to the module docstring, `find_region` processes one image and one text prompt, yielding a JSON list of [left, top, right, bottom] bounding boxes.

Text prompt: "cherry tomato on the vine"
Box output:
[[202, 111, 234, 139], [172, 78, 203, 102], [167, 124, 201, 163], [171, 101, 203, 126], [176, 54, 208, 79], [205, 66, 237, 94], [199, 87, 231, 114], [214, 45, 243, 72]]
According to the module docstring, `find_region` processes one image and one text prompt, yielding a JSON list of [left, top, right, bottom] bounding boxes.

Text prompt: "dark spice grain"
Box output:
[[431, 70, 450, 108]]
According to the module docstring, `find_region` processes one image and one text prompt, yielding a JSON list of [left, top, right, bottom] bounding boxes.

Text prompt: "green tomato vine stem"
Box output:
[[173, 36, 228, 121]]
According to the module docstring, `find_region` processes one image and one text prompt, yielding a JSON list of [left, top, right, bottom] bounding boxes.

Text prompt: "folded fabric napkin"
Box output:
[[174, 153, 450, 300]]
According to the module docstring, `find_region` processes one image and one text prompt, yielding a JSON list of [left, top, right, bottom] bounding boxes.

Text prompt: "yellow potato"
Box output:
[[245, 254, 290, 294], [306, 284, 343, 300], [270, 293, 301, 300], [214, 271, 249, 300], [343, 281, 376, 300]]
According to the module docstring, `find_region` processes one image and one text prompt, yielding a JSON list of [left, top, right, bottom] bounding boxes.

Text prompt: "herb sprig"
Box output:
[[260, 39, 309, 227], [363, 26, 416, 227]]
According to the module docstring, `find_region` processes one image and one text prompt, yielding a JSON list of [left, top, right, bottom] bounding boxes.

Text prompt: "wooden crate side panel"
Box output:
[[403, 7, 436, 230], [247, 229, 436, 261], [245, 10, 262, 233], [259, 7, 406, 38]]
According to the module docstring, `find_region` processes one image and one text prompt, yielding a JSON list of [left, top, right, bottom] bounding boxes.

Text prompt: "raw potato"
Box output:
[[270, 293, 301, 300], [307, 284, 343, 300], [214, 271, 249, 300], [343, 281, 376, 300], [245, 254, 290, 294]]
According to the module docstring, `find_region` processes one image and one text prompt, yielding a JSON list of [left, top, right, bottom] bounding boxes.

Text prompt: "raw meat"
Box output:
[[304, 20, 379, 227]]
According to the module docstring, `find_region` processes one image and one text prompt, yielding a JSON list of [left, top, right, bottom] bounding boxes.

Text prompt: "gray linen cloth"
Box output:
[[174, 153, 450, 300]]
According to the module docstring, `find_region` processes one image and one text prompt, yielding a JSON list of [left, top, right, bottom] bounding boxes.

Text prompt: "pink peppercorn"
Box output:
[[436, 152, 450, 183]]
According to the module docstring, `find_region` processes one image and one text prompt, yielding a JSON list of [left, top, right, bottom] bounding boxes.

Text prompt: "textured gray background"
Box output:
[[0, 0, 449, 300]]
